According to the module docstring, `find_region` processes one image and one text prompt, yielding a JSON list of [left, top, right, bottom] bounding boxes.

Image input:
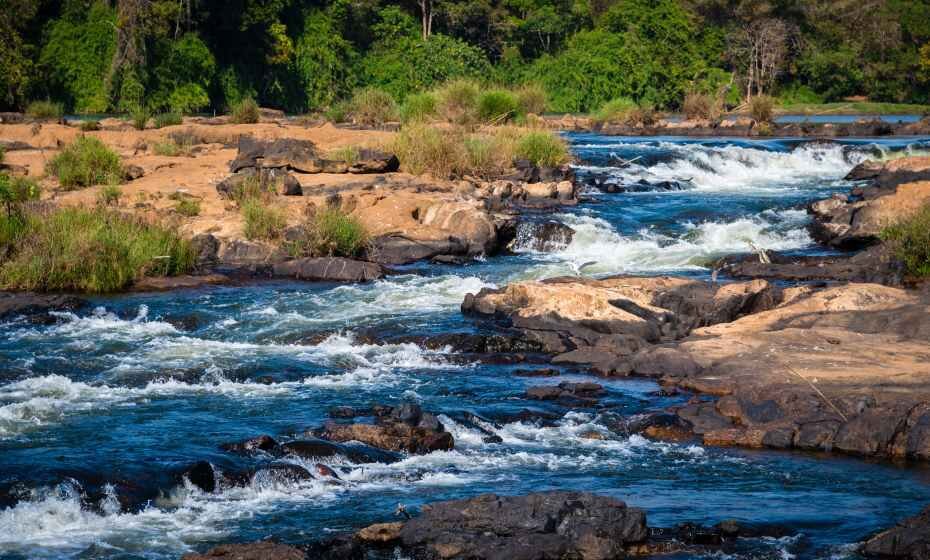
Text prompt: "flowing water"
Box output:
[[3, 134, 930, 559]]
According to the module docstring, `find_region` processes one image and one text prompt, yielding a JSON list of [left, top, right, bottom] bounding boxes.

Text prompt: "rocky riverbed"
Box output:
[[3, 124, 930, 559]]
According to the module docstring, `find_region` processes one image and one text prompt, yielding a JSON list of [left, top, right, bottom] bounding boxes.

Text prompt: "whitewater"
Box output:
[[2, 134, 930, 560]]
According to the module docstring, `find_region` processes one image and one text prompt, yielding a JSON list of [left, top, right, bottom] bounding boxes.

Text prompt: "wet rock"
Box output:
[[526, 381, 605, 406], [862, 505, 930, 559], [398, 491, 648, 560], [370, 234, 468, 265], [132, 274, 229, 292], [315, 405, 454, 454], [271, 257, 384, 282], [178, 461, 218, 493], [220, 435, 279, 456], [250, 464, 315, 487], [0, 293, 88, 321], [508, 221, 575, 252], [280, 439, 399, 464], [845, 160, 884, 181], [181, 541, 306, 560], [716, 245, 902, 286], [411, 332, 546, 355], [512, 368, 560, 377]]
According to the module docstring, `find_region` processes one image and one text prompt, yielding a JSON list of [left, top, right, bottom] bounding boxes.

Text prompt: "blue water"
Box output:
[[2, 135, 930, 559]]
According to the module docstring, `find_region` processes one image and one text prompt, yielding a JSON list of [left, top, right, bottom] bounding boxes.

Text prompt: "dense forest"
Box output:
[[1, 0, 929, 115]]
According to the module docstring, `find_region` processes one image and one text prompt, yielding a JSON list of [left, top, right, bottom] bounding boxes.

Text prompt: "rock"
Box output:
[[357, 522, 403, 544], [178, 461, 218, 493], [526, 382, 605, 406], [345, 149, 400, 174], [845, 160, 884, 181], [398, 491, 648, 560], [181, 541, 305, 560], [282, 174, 302, 195], [280, 439, 399, 464], [508, 221, 575, 252], [191, 233, 220, 268], [630, 347, 701, 378], [272, 257, 384, 282], [123, 164, 145, 181], [512, 368, 560, 377], [0, 293, 88, 323], [217, 240, 289, 268], [862, 505, 930, 559], [315, 405, 454, 454], [228, 136, 398, 175], [220, 435, 279, 455], [369, 234, 468, 265], [716, 245, 903, 286], [132, 274, 229, 292], [250, 464, 315, 487]]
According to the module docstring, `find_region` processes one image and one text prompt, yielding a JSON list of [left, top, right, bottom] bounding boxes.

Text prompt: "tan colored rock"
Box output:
[[357, 522, 404, 543]]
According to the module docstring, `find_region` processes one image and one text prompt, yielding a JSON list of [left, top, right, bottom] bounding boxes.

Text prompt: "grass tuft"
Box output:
[[682, 92, 720, 121], [347, 88, 398, 127], [750, 95, 775, 123], [26, 100, 64, 120], [881, 203, 930, 277], [400, 92, 438, 124], [514, 131, 570, 167], [153, 112, 183, 129], [175, 198, 201, 217], [231, 97, 260, 124], [96, 185, 122, 206], [477, 89, 520, 123], [436, 79, 481, 126], [79, 119, 101, 132], [241, 197, 286, 241], [328, 145, 361, 165], [46, 136, 123, 189], [515, 84, 548, 115], [296, 206, 369, 257]]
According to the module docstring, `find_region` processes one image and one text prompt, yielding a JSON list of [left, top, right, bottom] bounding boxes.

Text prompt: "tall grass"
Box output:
[[514, 131, 570, 167], [881, 203, 930, 277], [327, 145, 361, 165], [750, 95, 775, 123], [591, 97, 656, 126], [46, 137, 123, 189], [231, 97, 260, 124], [26, 100, 64, 120], [682, 92, 720, 121], [0, 206, 194, 293], [436, 79, 481, 126], [391, 125, 464, 177], [477, 89, 520, 123], [242, 198, 287, 240], [130, 106, 150, 130], [347, 88, 398, 126], [153, 112, 183, 128], [515, 84, 548, 115], [296, 206, 369, 257], [399, 92, 438, 124]]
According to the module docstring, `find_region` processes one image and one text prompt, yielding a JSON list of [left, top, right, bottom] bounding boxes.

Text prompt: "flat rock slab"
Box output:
[[181, 541, 305, 560], [272, 257, 383, 282], [0, 293, 88, 320], [132, 274, 230, 292], [862, 505, 930, 559]]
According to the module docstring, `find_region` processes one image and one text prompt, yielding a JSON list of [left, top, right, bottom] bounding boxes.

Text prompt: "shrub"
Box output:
[[96, 185, 122, 206], [592, 97, 638, 124], [514, 131, 570, 167], [47, 137, 123, 189], [0, 174, 40, 216], [435, 79, 481, 126], [399, 92, 437, 123], [242, 199, 286, 240], [477, 89, 520, 123], [231, 97, 260, 124], [175, 198, 201, 217], [299, 206, 369, 257], [0, 207, 194, 293], [153, 112, 183, 129], [26, 100, 64, 120], [462, 134, 512, 178], [682, 92, 720, 121], [391, 124, 463, 177], [154, 137, 193, 157], [347, 88, 398, 126], [130, 106, 150, 130], [79, 119, 101, 132], [750, 95, 775, 123], [515, 84, 548, 115], [328, 146, 360, 165], [881, 204, 930, 277], [324, 100, 351, 123]]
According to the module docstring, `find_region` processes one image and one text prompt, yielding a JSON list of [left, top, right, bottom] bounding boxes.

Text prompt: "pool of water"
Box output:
[[2, 134, 930, 559]]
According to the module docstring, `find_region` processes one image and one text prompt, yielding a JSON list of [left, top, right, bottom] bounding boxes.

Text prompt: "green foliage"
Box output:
[[0, 0, 39, 109], [154, 139, 189, 157], [399, 92, 437, 123], [294, 11, 357, 111], [750, 95, 775, 123], [436, 79, 481, 125], [777, 84, 825, 106], [299, 206, 369, 257], [347, 88, 398, 126], [391, 124, 464, 177], [797, 46, 865, 101], [47, 136, 123, 189], [151, 33, 216, 112], [514, 131, 569, 167], [515, 84, 548, 115], [79, 119, 101, 132], [477, 90, 520, 123], [39, 1, 115, 113], [130, 106, 151, 130], [26, 101, 64, 120], [0, 206, 194, 293], [0, 173, 40, 216], [242, 198, 287, 241], [96, 184, 122, 206], [881, 203, 930, 277], [153, 112, 183, 129], [324, 100, 351, 123], [167, 83, 211, 114], [327, 146, 360, 165], [591, 97, 638, 123], [231, 97, 260, 124], [175, 198, 201, 217]]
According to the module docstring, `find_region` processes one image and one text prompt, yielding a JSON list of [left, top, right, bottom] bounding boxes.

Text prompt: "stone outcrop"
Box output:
[[715, 245, 903, 286], [181, 541, 305, 560], [0, 293, 88, 321], [229, 136, 399, 175], [271, 257, 384, 282], [397, 492, 647, 560], [313, 404, 454, 454], [862, 506, 930, 560]]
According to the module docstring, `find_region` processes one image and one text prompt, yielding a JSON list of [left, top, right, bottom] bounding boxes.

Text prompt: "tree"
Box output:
[[728, 18, 791, 100]]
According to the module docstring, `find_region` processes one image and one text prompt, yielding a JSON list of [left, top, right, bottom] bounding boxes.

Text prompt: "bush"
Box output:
[[515, 84, 547, 115], [682, 92, 720, 120], [592, 97, 638, 124], [154, 137, 193, 157], [514, 131, 570, 167], [47, 137, 123, 189], [391, 124, 463, 177], [242, 199, 287, 240], [881, 204, 930, 277], [0, 207, 194, 293], [153, 112, 183, 129], [435, 79, 481, 126], [231, 97, 260, 124], [750, 95, 775, 123], [324, 100, 351, 123], [79, 119, 101, 132], [0, 174, 40, 216], [477, 89, 520, 123], [462, 134, 513, 178], [130, 106, 150, 130], [347, 88, 398, 126], [96, 185, 122, 206], [399, 92, 437, 123], [26, 100, 64, 120], [175, 198, 201, 217], [299, 206, 369, 257]]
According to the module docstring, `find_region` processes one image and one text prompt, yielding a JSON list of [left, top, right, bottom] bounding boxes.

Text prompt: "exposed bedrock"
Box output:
[[310, 403, 454, 454], [862, 505, 930, 560], [463, 276, 930, 461]]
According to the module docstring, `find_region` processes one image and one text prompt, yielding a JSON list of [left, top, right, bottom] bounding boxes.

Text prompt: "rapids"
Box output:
[[2, 134, 930, 559]]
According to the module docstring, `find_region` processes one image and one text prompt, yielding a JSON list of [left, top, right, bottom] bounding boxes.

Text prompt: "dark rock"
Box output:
[[716, 245, 902, 286], [399, 491, 648, 560], [862, 505, 930, 560], [181, 541, 306, 560], [525, 382, 604, 406], [512, 368, 560, 377], [250, 464, 315, 487], [217, 239, 288, 268], [123, 164, 145, 180], [508, 221, 575, 252], [132, 274, 229, 292], [191, 233, 220, 269], [282, 174, 303, 195], [369, 234, 468, 265], [315, 407, 454, 454], [0, 293, 88, 321], [845, 160, 884, 181], [178, 461, 218, 493], [220, 435, 279, 456], [280, 439, 399, 464], [271, 257, 384, 282]]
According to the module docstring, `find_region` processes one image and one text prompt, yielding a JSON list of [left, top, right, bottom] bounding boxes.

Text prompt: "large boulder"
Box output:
[[862, 505, 930, 560], [398, 491, 648, 560], [181, 541, 305, 560], [314, 404, 454, 454], [0, 293, 88, 321], [272, 257, 383, 282], [229, 136, 399, 175]]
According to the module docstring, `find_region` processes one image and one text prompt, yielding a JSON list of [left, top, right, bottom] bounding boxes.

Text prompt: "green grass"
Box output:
[[154, 137, 193, 157], [436, 79, 481, 126], [327, 145, 361, 165], [347, 88, 398, 127], [231, 97, 260, 124], [0, 206, 194, 293], [153, 112, 183, 128], [0, 173, 41, 217], [175, 198, 201, 217], [46, 137, 123, 189], [399, 92, 438, 124], [881, 203, 930, 277], [26, 100, 64, 120], [390, 124, 463, 177], [477, 89, 520, 123], [591, 97, 638, 124], [774, 101, 930, 116], [514, 84, 548, 115], [324, 100, 351, 123], [130, 107, 150, 130], [79, 119, 101, 132], [96, 185, 122, 206], [300, 206, 369, 257], [242, 198, 286, 240], [514, 131, 569, 167]]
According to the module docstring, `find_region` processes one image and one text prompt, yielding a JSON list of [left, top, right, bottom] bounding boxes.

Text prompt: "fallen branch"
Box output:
[[780, 360, 848, 422]]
